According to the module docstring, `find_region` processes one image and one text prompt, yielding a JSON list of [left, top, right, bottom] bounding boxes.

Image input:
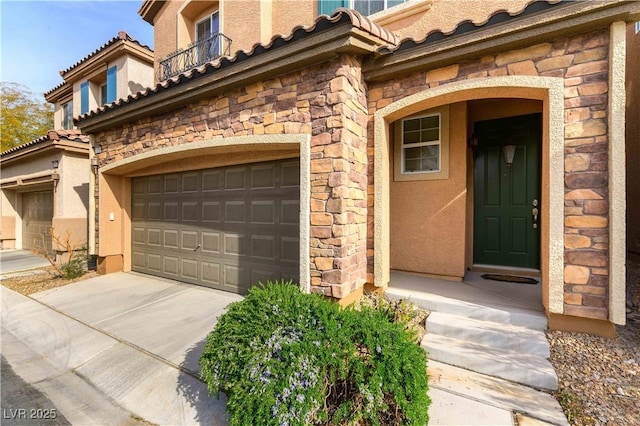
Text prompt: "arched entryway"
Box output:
[[374, 76, 565, 315]]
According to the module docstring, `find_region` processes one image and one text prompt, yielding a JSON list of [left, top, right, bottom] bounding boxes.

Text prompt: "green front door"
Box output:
[[473, 113, 541, 269]]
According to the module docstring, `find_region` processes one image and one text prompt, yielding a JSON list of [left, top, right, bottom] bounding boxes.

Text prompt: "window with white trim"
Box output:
[[62, 100, 73, 130], [349, 0, 407, 16], [394, 106, 450, 181], [635, 21, 640, 34]]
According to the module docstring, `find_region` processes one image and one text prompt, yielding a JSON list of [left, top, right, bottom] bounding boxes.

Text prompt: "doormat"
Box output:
[[481, 274, 539, 285]]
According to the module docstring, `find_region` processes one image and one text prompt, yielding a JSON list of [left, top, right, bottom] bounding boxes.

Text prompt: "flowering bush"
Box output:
[[200, 281, 430, 425]]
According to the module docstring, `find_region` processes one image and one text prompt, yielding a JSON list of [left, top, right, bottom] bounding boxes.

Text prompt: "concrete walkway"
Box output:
[[0, 249, 50, 276], [2, 271, 569, 425]]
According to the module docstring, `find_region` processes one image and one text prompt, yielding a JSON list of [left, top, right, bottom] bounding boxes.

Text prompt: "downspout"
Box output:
[[88, 134, 96, 256]]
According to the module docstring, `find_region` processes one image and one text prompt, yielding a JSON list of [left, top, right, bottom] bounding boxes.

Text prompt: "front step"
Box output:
[[422, 334, 558, 390], [386, 288, 548, 330], [428, 361, 569, 426], [426, 312, 550, 357]]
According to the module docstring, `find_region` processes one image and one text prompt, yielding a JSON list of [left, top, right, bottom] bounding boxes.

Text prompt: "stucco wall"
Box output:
[[381, 0, 531, 40], [119, 55, 155, 99], [222, 0, 262, 54], [152, 0, 181, 71], [626, 23, 640, 259], [272, 0, 317, 39], [390, 102, 467, 279], [58, 153, 89, 218]]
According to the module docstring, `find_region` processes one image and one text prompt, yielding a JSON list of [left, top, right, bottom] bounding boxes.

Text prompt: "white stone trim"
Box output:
[[608, 21, 627, 325], [374, 75, 565, 314]]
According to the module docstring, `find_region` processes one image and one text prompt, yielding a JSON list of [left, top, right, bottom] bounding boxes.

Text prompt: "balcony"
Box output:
[[158, 33, 232, 81]]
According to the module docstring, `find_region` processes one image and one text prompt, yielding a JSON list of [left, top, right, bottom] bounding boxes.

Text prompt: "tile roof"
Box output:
[[76, 9, 397, 123], [1, 130, 89, 157], [378, 0, 565, 54], [44, 31, 153, 97]]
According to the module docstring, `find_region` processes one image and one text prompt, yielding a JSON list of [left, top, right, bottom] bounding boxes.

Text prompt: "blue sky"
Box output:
[[0, 0, 154, 97]]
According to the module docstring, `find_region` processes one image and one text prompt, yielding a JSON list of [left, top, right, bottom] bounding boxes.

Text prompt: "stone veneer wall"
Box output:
[[366, 28, 611, 320], [94, 55, 368, 298], [94, 26, 614, 320]]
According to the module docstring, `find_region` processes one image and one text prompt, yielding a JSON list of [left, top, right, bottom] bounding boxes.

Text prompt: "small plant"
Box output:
[[200, 281, 430, 425], [359, 292, 429, 343], [34, 228, 87, 279]]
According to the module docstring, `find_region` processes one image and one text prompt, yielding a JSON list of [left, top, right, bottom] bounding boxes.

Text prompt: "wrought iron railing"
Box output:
[[158, 33, 232, 81]]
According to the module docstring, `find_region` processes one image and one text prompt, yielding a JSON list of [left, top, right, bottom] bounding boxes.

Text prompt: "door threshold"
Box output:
[[470, 264, 540, 278]]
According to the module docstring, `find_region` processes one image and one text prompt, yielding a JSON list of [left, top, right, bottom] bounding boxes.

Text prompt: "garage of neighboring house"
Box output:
[[130, 158, 301, 294], [22, 190, 54, 251]]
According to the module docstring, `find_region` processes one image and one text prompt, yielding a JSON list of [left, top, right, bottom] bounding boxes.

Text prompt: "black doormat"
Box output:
[[481, 274, 539, 285]]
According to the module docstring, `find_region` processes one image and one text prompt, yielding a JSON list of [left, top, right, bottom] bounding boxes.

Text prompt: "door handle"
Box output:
[[532, 207, 539, 228]]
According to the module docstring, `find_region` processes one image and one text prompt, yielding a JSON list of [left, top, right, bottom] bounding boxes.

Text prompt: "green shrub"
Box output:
[[60, 249, 86, 279], [200, 281, 430, 425]]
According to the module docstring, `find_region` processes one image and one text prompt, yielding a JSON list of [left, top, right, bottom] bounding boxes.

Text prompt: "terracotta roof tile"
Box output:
[[76, 9, 397, 123], [44, 31, 153, 97], [377, 0, 565, 54], [1, 129, 89, 156]]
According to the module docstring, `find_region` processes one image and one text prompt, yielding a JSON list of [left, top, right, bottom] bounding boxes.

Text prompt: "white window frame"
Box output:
[[394, 105, 450, 181], [635, 21, 640, 34], [195, 12, 220, 42], [348, 0, 407, 16], [100, 83, 108, 106], [62, 100, 73, 130]]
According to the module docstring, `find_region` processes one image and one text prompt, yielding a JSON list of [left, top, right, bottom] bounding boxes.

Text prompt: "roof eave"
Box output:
[[60, 40, 154, 82], [139, 0, 164, 25], [0, 139, 89, 165], [77, 24, 389, 134], [364, 0, 640, 82]]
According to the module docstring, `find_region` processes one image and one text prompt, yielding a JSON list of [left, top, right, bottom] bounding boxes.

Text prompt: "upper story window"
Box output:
[[319, 0, 407, 16], [196, 12, 221, 56], [159, 7, 231, 81], [635, 21, 640, 34], [62, 101, 73, 129], [394, 106, 450, 181], [80, 65, 117, 114]]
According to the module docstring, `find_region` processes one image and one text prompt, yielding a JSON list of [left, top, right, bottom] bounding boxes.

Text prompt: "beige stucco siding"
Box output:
[[382, 0, 531, 40], [58, 153, 89, 218], [390, 102, 468, 279]]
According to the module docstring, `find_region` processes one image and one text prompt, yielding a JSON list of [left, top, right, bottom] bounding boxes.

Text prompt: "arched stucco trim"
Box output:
[[98, 134, 312, 293], [374, 76, 565, 315]]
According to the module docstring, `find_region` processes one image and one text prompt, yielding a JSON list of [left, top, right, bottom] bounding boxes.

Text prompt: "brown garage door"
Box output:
[[131, 159, 300, 294], [22, 190, 53, 252]]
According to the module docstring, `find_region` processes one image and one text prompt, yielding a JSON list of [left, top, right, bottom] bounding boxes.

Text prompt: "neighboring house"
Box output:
[[0, 32, 154, 254], [627, 21, 640, 263], [76, 0, 640, 337]]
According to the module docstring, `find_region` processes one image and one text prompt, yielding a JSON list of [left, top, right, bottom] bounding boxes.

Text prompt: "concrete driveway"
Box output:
[[0, 249, 50, 276], [1, 272, 243, 425]]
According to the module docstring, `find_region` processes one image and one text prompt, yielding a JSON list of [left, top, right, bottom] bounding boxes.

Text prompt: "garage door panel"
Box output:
[[182, 173, 198, 192], [202, 232, 221, 253], [251, 164, 275, 189], [132, 159, 300, 293], [251, 201, 275, 224], [148, 254, 161, 272], [163, 256, 179, 276], [164, 230, 179, 248], [181, 259, 198, 279], [148, 176, 162, 193], [202, 202, 221, 222], [281, 201, 300, 225], [224, 201, 246, 223], [225, 168, 246, 190], [22, 190, 53, 251]]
